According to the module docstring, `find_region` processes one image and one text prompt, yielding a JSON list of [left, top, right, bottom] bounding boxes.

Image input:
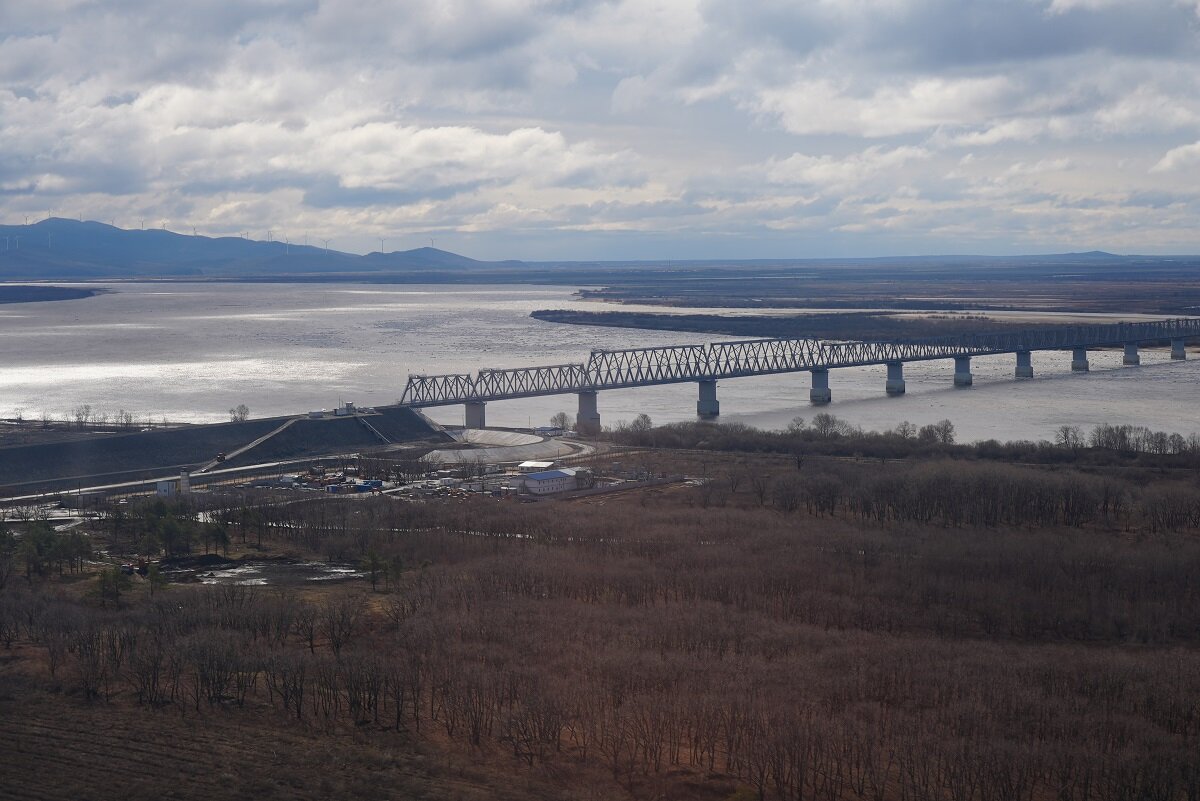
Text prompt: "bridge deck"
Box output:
[[400, 318, 1200, 407]]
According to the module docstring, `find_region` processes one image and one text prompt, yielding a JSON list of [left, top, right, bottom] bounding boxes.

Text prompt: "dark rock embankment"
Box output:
[[219, 407, 445, 467], [0, 406, 445, 494]]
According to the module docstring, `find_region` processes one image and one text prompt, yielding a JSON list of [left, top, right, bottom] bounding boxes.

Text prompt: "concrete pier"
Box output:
[[953, 355, 973, 387], [810, 368, 831, 405], [1123, 342, 1140, 366], [1172, 338, 1186, 360], [576, 390, 601, 436], [697, 379, 720, 419], [1015, 350, 1033, 378], [885, 361, 906, 396], [1071, 347, 1090, 372], [465, 401, 486, 429]]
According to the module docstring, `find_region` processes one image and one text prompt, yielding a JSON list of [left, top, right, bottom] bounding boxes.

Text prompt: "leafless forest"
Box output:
[[2, 448, 1199, 800]]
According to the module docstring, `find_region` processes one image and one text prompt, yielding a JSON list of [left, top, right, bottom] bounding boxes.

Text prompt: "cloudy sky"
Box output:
[[2, 0, 1199, 259]]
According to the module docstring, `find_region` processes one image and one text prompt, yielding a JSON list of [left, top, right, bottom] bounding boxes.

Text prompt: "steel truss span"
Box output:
[[399, 318, 1200, 407]]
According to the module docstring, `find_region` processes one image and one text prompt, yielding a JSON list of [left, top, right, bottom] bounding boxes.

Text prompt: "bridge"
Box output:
[[398, 318, 1200, 434]]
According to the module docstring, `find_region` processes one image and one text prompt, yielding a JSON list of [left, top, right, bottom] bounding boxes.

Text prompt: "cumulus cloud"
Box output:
[[1, 0, 1199, 257], [768, 146, 930, 188], [1151, 141, 1200, 172]]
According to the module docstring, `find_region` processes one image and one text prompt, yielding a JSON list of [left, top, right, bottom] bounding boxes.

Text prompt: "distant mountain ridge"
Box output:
[[0, 218, 1190, 282], [0, 218, 507, 279]]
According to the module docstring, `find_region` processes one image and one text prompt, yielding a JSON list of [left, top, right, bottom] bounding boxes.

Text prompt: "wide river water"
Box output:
[[1, 282, 1197, 443]]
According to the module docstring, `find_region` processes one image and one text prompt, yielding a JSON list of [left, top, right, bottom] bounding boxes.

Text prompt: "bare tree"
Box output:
[[72, 404, 92, 430], [629, 413, 653, 433], [749, 471, 771, 506], [320, 597, 363, 656]]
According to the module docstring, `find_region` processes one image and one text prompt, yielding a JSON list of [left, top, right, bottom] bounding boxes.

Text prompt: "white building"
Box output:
[[523, 468, 578, 495]]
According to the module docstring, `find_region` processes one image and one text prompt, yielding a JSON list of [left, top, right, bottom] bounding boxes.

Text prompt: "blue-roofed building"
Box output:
[[523, 468, 578, 495]]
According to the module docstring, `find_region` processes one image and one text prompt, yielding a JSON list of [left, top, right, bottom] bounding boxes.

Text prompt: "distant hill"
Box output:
[[0, 218, 513, 279], [0, 218, 1194, 283]]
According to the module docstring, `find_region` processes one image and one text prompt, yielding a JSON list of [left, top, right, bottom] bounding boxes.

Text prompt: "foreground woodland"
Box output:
[[2, 446, 1199, 801]]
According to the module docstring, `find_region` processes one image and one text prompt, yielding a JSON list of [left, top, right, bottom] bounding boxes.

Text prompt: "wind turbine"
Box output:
[[267, 229, 274, 243], [321, 238, 330, 255], [139, 219, 145, 230], [284, 237, 290, 255], [380, 237, 385, 254]]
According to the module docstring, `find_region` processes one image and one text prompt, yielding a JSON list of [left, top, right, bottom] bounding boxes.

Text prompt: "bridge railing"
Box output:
[[589, 344, 709, 387], [474, 363, 590, 399], [398, 317, 1200, 406]]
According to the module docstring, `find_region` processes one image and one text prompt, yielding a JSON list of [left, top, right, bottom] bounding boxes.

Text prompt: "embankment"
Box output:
[[0, 406, 445, 495]]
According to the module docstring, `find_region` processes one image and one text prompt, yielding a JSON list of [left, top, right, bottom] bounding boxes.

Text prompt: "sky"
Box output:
[[2, 0, 1199, 260]]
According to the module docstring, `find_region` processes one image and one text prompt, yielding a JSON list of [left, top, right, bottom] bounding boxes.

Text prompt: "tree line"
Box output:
[[608, 415, 1200, 468], [5, 470, 1200, 800]]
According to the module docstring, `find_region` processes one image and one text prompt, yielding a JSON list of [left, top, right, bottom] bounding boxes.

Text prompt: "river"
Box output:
[[1, 281, 1197, 443]]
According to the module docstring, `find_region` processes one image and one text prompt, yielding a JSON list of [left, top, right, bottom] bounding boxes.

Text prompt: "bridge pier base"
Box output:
[[1123, 342, 1140, 366], [1015, 350, 1033, 378], [576, 390, 601, 436], [953, 356, 973, 387], [810, 369, 831, 405], [697, 379, 719, 419], [464, 401, 486, 429], [1071, 347, 1089, 372], [1172, 338, 1186, 360], [885, 361, 905, 396]]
